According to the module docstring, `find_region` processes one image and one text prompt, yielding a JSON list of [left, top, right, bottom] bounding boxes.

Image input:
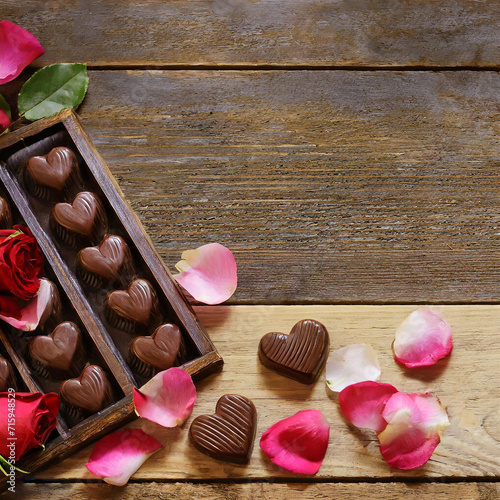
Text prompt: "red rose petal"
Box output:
[[260, 409, 330, 474], [339, 381, 398, 432], [0, 21, 44, 85]]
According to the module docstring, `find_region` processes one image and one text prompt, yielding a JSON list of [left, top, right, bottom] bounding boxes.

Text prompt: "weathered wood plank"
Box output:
[[2, 1, 499, 68], [69, 70, 499, 304], [36, 305, 500, 480], [15, 482, 500, 500]]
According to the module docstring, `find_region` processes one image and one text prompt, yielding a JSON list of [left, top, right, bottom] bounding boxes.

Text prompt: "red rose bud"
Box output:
[[0, 225, 43, 303], [0, 392, 60, 461]]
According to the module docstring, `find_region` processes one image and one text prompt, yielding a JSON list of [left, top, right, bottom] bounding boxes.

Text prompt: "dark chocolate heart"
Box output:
[[52, 192, 105, 238], [0, 196, 12, 229], [131, 323, 181, 370], [189, 394, 257, 464], [29, 322, 83, 377], [27, 147, 78, 190], [78, 235, 132, 280], [107, 279, 158, 325], [258, 319, 329, 384], [0, 356, 15, 392], [60, 365, 112, 414]]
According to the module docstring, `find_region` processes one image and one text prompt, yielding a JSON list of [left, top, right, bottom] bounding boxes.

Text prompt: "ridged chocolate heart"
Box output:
[[51, 192, 107, 245], [60, 365, 112, 414], [26, 147, 79, 191], [107, 279, 159, 326], [78, 235, 134, 287], [29, 322, 84, 378], [0, 356, 15, 392], [189, 394, 257, 464], [258, 319, 329, 384], [130, 323, 181, 371]]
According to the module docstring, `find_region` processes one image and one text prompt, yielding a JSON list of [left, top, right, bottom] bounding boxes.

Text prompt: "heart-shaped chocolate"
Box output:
[[189, 394, 257, 464], [258, 319, 329, 384], [78, 235, 134, 287], [29, 322, 84, 379], [0, 356, 15, 392], [51, 191, 107, 247], [60, 365, 112, 415], [37, 279, 63, 334], [130, 323, 182, 373], [25, 147, 81, 200], [0, 196, 12, 229], [106, 279, 159, 331]]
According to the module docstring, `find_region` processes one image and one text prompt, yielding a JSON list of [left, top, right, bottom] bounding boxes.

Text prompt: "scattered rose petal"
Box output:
[[394, 308, 453, 368], [0, 109, 9, 134], [339, 382, 449, 470], [0, 21, 44, 85], [0, 278, 52, 331], [260, 409, 330, 474], [326, 344, 381, 392], [133, 367, 196, 427], [86, 428, 162, 486], [174, 243, 237, 304], [339, 381, 398, 432], [378, 392, 449, 469]]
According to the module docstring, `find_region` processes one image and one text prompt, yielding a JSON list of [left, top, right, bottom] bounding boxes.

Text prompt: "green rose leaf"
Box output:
[[18, 63, 89, 121], [0, 94, 11, 119]]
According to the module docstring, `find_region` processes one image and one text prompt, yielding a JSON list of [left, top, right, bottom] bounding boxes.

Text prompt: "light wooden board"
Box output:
[[36, 305, 500, 481], [17, 482, 500, 500], [3, 1, 499, 68], [66, 70, 500, 304]]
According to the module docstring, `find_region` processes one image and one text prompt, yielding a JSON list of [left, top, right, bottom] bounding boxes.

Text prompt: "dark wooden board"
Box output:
[[63, 70, 500, 304], [13, 482, 500, 500], [2, 0, 499, 68]]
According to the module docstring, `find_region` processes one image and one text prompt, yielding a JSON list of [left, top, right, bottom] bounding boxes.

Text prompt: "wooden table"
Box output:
[[2, 1, 499, 498]]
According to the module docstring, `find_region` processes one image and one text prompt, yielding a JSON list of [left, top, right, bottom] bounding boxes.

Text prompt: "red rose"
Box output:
[[0, 392, 59, 461], [0, 225, 43, 319]]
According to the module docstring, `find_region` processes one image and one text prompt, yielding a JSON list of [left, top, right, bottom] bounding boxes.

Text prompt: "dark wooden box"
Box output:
[[0, 110, 223, 488]]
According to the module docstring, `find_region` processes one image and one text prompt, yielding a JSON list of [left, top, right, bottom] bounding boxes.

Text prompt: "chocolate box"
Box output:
[[0, 110, 223, 488]]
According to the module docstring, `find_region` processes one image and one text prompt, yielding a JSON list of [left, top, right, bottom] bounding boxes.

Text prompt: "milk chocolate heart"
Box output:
[[189, 394, 257, 464], [0, 356, 16, 392], [60, 365, 112, 416], [258, 319, 329, 384], [29, 322, 84, 379], [0, 196, 12, 229], [37, 279, 64, 334], [106, 279, 160, 333], [77, 235, 134, 288], [50, 191, 107, 247], [25, 147, 81, 201], [130, 323, 182, 375]]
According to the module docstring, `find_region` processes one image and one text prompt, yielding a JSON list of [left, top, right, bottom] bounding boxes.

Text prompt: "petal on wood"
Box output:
[[393, 308, 453, 368], [86, 428, 162, 486], [260, 409, 330, 474], [174, 243, 237, 304], [326, 344, 381, 392], [133, 367, 196, 427]]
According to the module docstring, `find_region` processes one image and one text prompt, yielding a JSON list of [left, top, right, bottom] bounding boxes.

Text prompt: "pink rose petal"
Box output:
[[0, 21, 44, 85], [174, 243, 237, 304], [339, 381, 398, 432], [378, 392, 449, 469], [133, 367, 196, 427], [86, 428, 162, 486], [0, 109, 10, 134], [260, 409, 330, 474], [394, 308, 453, 368], [0, 278, 52, 331]]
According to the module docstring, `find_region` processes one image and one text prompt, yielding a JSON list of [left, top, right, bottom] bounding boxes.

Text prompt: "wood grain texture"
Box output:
[[71, 70, 499, 304], [14, 482, 500, 500], [37, 305, 500, 481], [2, 0, 499, 68]]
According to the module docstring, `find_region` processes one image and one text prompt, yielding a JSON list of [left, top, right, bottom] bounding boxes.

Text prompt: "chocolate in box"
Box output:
[[0, 109, 223, 487]]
